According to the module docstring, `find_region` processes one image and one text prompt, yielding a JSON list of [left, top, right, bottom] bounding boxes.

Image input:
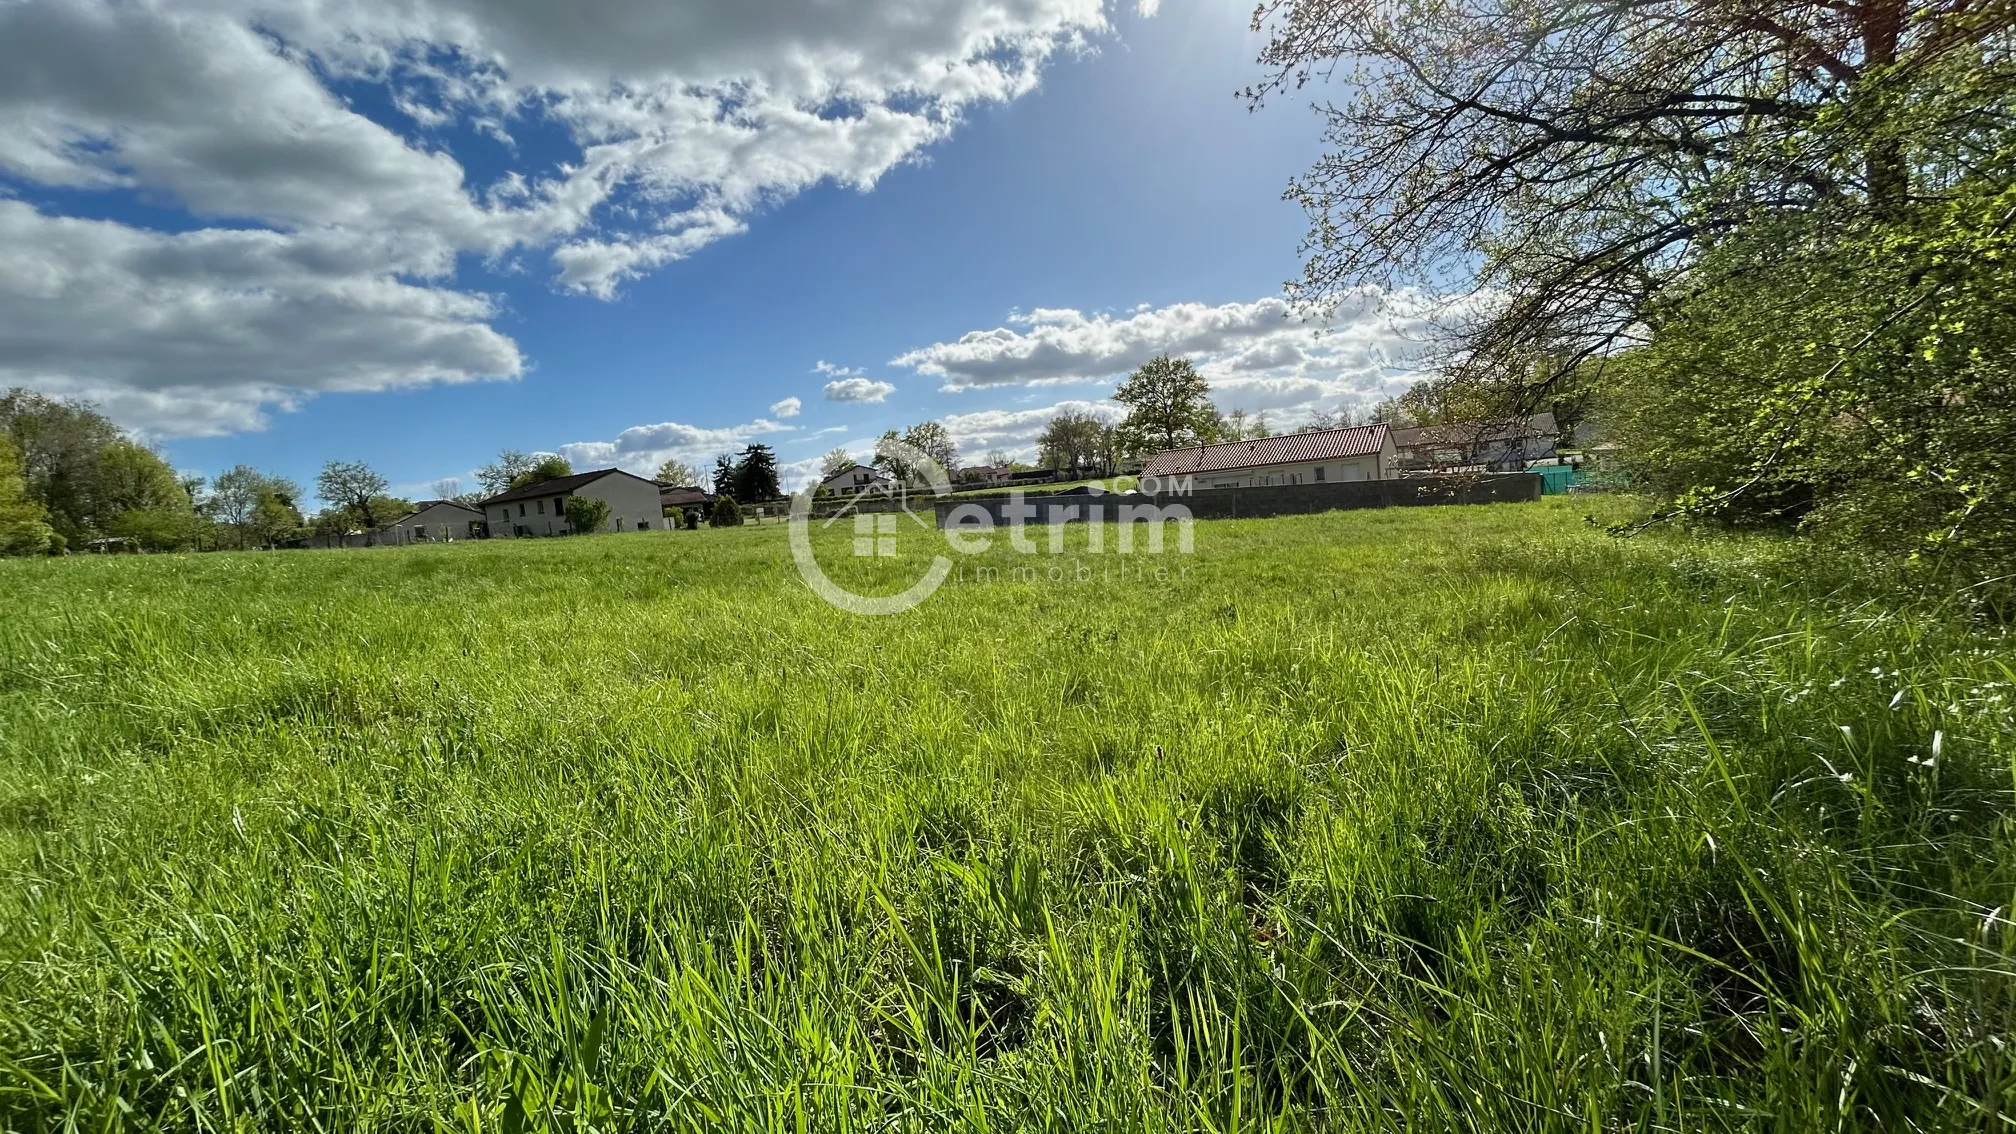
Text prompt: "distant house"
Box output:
[[957, 465, 1016, 487], [1140, 424, 1394, 489], [658, 485, 713, 512], [818, 464, 893, 497], [1390, 413, 1558, 472], [381, 499, 485, 544], [479, 469, 669, 537]]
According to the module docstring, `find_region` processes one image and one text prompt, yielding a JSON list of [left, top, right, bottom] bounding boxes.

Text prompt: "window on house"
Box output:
[[517, 502, 525, 517], [555, 497, 566, 517], [536, 500, 544, 514], [1315, 466, 1326, 481]]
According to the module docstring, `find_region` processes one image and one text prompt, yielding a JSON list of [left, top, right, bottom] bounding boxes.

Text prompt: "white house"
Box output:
[[381, 499, 485, 543], [957, 465, 1016, 487], [479, 469, 669, 537], [1140, 424, 1394, 489], [818, 463, 893, 497]]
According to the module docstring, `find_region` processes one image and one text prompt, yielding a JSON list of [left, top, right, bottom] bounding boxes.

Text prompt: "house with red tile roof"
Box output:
[[1140, 424, 1394, 489]]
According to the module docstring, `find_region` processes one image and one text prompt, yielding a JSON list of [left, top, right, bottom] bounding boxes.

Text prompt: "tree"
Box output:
[[871, 430, 911, 484], [1096, 425, 1134, 477], [1036, 410, 1107, 473], [1221, 408, 1274, 442], [984, 449, 1013, 468], [94, 441, 197, 550], [1395, 375, 1504, 428], [510, 455, 572, 488], [0, 435, 56, 555], [1113, 355, 1216, 452], [0, 388, 186, 547], [654, 458, 699, 487], [564, 495, 612, 535], [475, 450, 536, 497], [316, 461, 392, 544], [731, 444, 781, 503], [709, 495, 743, 527], [900, 422, 958, 481], [248, 491, 304, 547], [1608, 195, 2016, 576], [430, 477, 462, 501], [711, 454, 736, 497], [819, 447, 857, 479], [210, 465, 301, 548], [1248, 0, 2010, 400]]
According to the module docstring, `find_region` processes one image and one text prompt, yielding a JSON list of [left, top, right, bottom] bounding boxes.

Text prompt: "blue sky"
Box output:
[[0, 0, 1442, 503]]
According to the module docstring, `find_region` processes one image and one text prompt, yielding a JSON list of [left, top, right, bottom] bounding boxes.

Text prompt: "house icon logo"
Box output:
[[853, 512, 898, 557], [789, 439, 952, 615]]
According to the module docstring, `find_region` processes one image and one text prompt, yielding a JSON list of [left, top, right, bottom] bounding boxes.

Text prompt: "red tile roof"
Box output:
[[1141, 424, 1389, 477]]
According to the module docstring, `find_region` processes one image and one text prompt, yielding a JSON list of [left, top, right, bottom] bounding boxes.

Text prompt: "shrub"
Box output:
[[709, 496, 742, 527], [564, 495, 611, 535]]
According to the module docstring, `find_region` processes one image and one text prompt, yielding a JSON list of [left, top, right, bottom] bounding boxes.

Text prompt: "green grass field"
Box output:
[[3, 499, 2013, 1131]]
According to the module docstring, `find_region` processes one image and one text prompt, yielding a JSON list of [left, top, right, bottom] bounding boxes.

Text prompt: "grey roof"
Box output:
[[477, 468, 640, 507], [404, 499, 482, 516]]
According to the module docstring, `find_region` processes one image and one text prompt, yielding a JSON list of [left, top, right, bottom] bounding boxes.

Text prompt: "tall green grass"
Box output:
[[1, 498, 2011, 1131]]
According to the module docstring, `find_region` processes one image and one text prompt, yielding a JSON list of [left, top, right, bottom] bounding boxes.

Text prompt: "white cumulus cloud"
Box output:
[[554, 415, 794, 478], [891, 290, 1456, 422], [942, 398, 1126, 462], [769, 396, 803, 418], [0, 0, 1143, 435], [823, 377, 897, 403], [0, 201, 520, 436]]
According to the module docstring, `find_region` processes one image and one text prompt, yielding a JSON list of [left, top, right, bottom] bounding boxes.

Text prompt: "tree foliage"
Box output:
[[873, 423, 959, 486], [1250, 0, 2005, 381], [0, 434, 57, 555], [1220, 408, 1273, 442], [511, 455, 572, 488], [564, 494, 612, 535], [1611, 186, 2016, 572], [818, 447, 857, 480], [731, 444, 781, 502], [316, 461, 394, 542], [654, 458, 699, 488], [1253, 0, 2016, 580], [247, 491, 305, 548], [1036, 411, 1108, 473], [709, 495, 743, 527], [0, 388, 193, 547], [476, 450, 536, 498], [211, 465, 302, 548], [1113, 356, 1217, 452]]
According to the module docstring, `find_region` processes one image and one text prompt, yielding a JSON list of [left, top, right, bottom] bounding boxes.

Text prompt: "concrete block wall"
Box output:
[[932, 473, 1541, 527]]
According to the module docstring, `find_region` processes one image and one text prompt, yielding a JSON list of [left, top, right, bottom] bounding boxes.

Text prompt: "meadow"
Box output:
[[1, 498, 2012, 1131]]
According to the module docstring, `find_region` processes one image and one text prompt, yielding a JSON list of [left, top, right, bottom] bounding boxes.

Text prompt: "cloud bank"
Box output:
[[554, 416, 794, 479], [892, 289, 1456, 421], [0, 0, 1138, 434]]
